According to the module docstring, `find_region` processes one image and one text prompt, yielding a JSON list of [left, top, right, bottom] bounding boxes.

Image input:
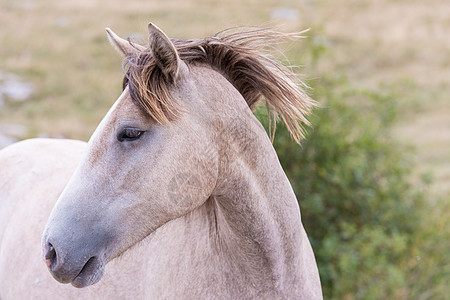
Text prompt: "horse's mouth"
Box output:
[[71, 256, 105, 288]]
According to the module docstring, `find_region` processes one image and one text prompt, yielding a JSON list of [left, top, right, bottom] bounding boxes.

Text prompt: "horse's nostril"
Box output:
[[44, 242, 57, 269]]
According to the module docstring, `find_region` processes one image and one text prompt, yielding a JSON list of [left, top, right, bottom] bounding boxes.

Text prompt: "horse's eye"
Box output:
[[117, 128, 145, 142]]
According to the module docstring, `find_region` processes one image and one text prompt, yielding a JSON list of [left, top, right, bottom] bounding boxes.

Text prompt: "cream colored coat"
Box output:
[[0, 24, 322, 299]]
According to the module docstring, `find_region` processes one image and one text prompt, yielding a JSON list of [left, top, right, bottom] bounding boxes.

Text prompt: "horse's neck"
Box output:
[[213, 139, 301, 286], [197, 110, 319, 296]]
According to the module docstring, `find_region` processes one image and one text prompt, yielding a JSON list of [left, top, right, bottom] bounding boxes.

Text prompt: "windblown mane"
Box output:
[[124, 28, 316, 143]]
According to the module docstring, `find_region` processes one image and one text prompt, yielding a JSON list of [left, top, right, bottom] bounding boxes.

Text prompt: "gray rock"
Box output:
[[0, 71, 34, 104], [0, 81, 34, 102]]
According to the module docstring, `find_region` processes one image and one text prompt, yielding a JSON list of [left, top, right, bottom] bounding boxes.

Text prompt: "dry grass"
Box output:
[[1, 0, 448, 297], [319, 1, 450, 83], [1, 0, 447, 193]]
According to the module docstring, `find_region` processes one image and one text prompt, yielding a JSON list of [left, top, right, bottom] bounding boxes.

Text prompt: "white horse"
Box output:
[[0, 23, 322, 299]]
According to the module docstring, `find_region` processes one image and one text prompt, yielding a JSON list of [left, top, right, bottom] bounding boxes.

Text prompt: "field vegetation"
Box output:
[[1, 0, 448, 298]]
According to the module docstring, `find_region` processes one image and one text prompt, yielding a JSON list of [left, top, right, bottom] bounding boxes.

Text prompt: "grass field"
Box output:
[[1, 0, 448, 297], [1, 0, 448, 197]]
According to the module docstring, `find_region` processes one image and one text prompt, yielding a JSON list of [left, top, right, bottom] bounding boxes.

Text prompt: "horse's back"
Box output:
[[0, 138, 86, 299], [0, 138, 86, 242]]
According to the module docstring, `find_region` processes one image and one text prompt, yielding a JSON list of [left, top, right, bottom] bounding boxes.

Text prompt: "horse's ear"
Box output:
[[106, 28, 145, 57], [148, 23, 181, 82]]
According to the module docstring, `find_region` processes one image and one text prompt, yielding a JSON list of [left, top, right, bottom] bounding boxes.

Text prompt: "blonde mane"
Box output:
[[124, 28, 317, 143]]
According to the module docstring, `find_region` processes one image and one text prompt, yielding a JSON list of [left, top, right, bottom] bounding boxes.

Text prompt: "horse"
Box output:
[[0, 23, 322, 299]]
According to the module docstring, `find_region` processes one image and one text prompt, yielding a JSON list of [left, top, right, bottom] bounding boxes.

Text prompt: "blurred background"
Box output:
[[0, 0, 448, 298]]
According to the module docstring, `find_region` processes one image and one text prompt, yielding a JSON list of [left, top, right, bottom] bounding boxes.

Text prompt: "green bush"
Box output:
[[257, 77, 425, 299]]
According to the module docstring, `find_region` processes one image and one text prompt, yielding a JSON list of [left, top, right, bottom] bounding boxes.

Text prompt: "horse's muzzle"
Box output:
[[41, 237, 105, 288]]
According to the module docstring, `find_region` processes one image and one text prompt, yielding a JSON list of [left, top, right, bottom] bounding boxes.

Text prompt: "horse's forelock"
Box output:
[[124, 51, 180, 124]]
